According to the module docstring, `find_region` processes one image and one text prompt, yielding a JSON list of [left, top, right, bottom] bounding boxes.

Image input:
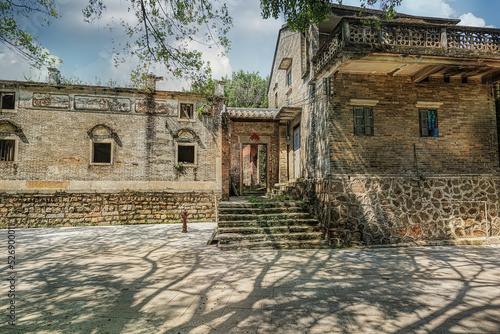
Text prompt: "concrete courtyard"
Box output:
[[1, 223, 499, 333]]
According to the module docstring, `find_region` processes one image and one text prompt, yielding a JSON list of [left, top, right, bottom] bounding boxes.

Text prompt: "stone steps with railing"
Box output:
[[215, 197, 328, 250]]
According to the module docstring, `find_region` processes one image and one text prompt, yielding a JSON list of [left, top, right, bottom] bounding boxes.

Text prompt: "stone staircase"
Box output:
[[215, 197, 329, 250]]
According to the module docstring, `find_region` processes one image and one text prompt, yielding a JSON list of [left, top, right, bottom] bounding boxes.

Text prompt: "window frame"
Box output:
[[90, 139, 113, 165], [179, 102, 194, 121], [286, 68, 292, 87], [353, 107, 374, 136], [176, 143, 197, 166], [419, 109, 439, 137], [0, 138, 17, 162], [0, 92, 16, 112]]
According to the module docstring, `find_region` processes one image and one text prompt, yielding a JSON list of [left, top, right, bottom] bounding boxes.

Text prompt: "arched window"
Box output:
[[0, 121, 21, 162], [88, 124, 119, 165]]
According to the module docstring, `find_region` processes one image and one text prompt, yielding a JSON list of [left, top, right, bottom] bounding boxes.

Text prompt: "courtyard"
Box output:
[[1, 223, 500, 333]]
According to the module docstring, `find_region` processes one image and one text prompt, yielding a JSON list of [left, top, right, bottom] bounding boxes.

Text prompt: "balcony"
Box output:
[[313, 18, 500, 81]]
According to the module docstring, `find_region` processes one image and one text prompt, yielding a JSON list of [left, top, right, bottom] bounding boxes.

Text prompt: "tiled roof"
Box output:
[[226, 107, 279, 119]]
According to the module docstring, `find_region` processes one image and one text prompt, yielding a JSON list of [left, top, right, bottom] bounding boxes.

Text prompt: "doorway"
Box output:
[[241, 143, 268, 195], [293, 125, 301, 179]]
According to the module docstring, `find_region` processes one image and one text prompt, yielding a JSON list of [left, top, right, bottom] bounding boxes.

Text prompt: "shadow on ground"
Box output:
[[1, 223, 499, 333]]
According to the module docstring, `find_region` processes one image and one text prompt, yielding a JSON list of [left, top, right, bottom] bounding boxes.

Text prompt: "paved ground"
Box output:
[[0, 223, 499, 333]]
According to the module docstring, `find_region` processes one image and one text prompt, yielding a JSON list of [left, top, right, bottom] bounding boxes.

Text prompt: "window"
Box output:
[[420, 110, 438, 137], [178, 144, 196, 164], [179, 103, 193, 120], [354, 107, 373, 136], [275, 92, 278, 108], [0, 140, 15, 162], [92, 142, 112, 164], [286, 69, 292, 87], [0, 93, 15, 110]]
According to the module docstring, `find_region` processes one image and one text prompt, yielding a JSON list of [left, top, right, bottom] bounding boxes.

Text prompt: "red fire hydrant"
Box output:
[[181, 210, 188, 233]]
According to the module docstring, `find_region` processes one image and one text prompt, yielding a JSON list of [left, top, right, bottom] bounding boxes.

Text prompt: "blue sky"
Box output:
[[0, 0, 498, 91]]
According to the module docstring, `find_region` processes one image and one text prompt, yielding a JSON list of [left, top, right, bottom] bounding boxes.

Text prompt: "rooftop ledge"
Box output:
[[313, 17, 500, 80]]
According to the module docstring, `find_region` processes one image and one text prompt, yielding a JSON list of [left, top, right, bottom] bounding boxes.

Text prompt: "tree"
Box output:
[[222, 70, 269, 108], [0, 0, 60, 68], [1, 0, 400, 87], [261, 0, 402, 32], [1, 0, 231, 86]]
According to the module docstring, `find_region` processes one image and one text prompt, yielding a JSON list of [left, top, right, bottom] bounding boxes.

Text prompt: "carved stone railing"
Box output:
[[313, 18, 500, 77]]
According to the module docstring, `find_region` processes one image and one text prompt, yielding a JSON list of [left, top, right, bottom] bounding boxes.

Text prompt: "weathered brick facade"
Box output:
[[328, 74, 498, 175], [0, 80, 223, 226], [0, 82, 222, 191], [229, 119, 280, 195], [267, 6, 500, 245]]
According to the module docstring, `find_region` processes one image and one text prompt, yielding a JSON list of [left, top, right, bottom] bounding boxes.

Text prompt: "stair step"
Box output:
[[217, 239, 329, 250], [219, 207, 307, 214], [219, 212, 312, 221], [217, 226, 320, 235], [217, 219, 319, 228], [219, 201, 303, 209], [217, 232, 324, 243]]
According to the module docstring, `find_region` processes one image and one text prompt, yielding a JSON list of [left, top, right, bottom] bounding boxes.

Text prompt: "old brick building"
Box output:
[[262, 5, 500, 244], [0, 72, 223, 226]]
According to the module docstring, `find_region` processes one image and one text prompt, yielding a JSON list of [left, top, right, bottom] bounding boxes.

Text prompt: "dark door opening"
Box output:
[[241, 143, 267, 195]]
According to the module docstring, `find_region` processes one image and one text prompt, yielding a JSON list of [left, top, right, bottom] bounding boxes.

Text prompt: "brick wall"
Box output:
[[329, 74, 499, 175], [0, 83, 222, 193], [229, 120, 279, 194]]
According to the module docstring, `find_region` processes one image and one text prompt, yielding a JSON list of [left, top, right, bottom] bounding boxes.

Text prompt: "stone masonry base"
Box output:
[[289, 176, 500, 246], [0, 192, 218, 228]]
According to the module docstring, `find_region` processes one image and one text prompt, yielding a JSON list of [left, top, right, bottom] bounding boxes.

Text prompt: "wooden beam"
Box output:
[[412, 65, 445, 82], [468, 68, 498, 80], [428, 67, 451, 79]]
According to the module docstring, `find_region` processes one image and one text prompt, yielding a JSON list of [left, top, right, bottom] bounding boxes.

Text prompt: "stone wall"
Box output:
[[0, 191, 218, 228], [291, 176, 500, 246]]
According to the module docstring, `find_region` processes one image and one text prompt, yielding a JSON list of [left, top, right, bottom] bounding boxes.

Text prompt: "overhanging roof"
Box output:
[[275, 107, 301, 121]]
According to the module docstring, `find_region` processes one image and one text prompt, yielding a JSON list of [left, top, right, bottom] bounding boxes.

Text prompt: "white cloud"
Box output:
[[397, 0, 455, 18], [459, 12, 494, 28], [0, 45, 61, 83]]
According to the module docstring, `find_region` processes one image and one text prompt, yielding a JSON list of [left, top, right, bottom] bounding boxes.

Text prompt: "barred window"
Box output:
[[0, 140, 15, 161], [420, 110, 438, 137], [353, 107, 373, 136]]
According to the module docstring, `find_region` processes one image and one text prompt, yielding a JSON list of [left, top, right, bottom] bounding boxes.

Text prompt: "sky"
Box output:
[[1, 0, 499, 91]]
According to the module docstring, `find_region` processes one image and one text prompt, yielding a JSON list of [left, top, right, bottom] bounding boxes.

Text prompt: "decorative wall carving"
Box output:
[[75, 95, 130, 112], [32, 93, 70, 109]]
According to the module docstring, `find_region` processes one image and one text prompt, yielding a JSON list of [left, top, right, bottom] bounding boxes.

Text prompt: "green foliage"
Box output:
[[84, 0, 232, 86], [247, 195, 263, 203], [3, 0, 231, 86], [0, 0, 60, 68], [174, 162, 184, 171], [260, 0, 402, 32], [222, 70, 269, 108]]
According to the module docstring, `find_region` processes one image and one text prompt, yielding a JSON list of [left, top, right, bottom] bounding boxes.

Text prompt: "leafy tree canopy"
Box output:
[[0, 0, 60, 67], [261, 0, 402, 32], [1, 0, 400, 88], [222, 70, 269, 108], [1, 0, 232, 87]]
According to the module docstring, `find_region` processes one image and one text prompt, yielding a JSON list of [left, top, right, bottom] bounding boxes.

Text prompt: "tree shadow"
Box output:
[[1, 225, 499, 333]]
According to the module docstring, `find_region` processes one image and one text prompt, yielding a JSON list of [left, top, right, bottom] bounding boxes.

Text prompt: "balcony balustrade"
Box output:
[[313, 18, 500, 78]]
